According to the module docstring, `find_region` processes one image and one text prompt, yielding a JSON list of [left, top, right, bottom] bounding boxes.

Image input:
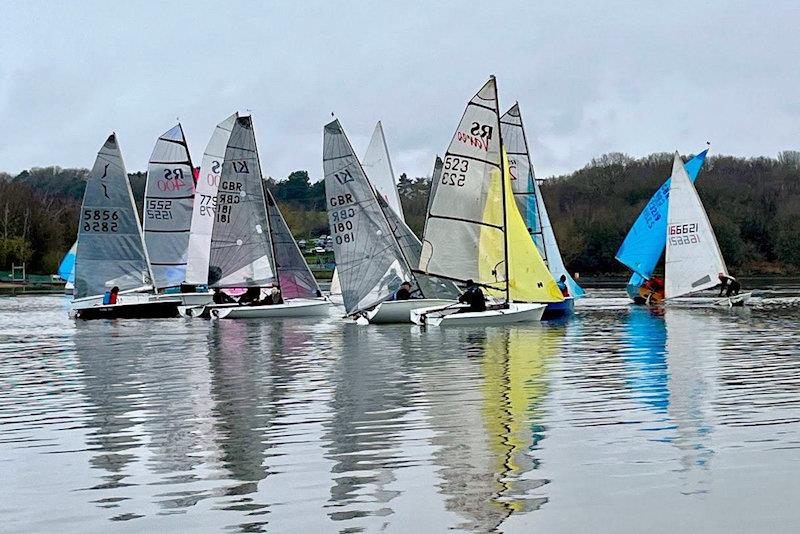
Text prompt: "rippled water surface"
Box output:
[[2, 290, 799, 533]]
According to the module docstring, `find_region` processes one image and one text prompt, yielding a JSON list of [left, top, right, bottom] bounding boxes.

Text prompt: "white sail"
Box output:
[[323, 119, 412, 315], [185, 112, 238, 285], [362, 121, 404, 220], [143, 124, 195, 289], [74, 134, 153, 299], [207, 116, 276, 288], [665, 152, 728, 298], [419, 78, 504, 286]]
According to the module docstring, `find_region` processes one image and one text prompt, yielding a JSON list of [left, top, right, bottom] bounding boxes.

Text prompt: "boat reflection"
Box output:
[[419, 324, 563, 531]]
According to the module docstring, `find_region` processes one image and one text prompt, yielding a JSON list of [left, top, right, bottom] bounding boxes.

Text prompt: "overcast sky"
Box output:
[[2, 1, 799, 180]]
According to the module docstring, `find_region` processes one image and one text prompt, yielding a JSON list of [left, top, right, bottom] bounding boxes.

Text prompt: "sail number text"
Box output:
[[146, 199, 173, 220], [668, 222, 700, 246], [82, 209, 119, 232], [328, 202, 356, 245], [442, 156, 468, 187]]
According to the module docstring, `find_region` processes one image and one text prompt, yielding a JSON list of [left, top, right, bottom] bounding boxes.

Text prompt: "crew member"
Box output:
[[213, 288, 235, 304], [458, 279, 486, 312], [393, 281, 412, 301], [718, 273, 741, 297], [557, 275, 570, 297], [238, 287, 262, 305]]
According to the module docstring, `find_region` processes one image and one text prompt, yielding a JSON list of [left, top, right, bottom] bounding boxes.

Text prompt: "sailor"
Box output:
[[392, 281, 412, 301], [212, 288, 235, 304], [458, 279, 486, 312], [269, 286, 283, 305], [718, 273, 741, 297], [557, 275, 570, 297], [238, 287, 262, 305], [103, 286, 120, 305]]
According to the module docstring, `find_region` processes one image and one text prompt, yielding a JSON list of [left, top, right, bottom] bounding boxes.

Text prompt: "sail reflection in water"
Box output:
[[3, 295, 800, 532], [418, 325, 563, 531]]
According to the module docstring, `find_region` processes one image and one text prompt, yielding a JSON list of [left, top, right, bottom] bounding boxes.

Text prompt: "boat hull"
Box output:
[[151, 292, 213, 307], [203, 298, 332, 319], [542, 297, 575, 320], [74, 300, 181, 320], [410, 302, 546, 326], [666, 292, 752, 308], [364, 299, 456, 324]]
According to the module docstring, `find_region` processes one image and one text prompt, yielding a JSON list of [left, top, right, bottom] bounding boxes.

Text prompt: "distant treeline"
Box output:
[[3, 150, 800, 275]]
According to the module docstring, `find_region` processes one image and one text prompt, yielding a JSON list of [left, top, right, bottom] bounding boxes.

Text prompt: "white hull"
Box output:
[[150, 292, 213, 307], [364, 299, 456, 324], [668, 291, 752, 308], [410, 302, 546, 326], [184, 298, 332, 319]]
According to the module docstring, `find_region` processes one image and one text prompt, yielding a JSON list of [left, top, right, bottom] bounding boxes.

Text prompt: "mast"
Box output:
[[493, 76, 511, 304]]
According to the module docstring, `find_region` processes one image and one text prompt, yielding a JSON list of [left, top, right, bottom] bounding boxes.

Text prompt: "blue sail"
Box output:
[[57, 240, 77, 284], [616, 149, 708, 293]]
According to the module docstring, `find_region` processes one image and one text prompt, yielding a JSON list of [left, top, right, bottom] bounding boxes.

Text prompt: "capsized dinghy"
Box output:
[[184, 115, 329, 319], [412, 77, 562, 326], [616, 149, 709, 303], [501, 103, 582, 318], [323, 119, 459, 324], [72, 134, 178, 319], [663, 152, 750, 307]]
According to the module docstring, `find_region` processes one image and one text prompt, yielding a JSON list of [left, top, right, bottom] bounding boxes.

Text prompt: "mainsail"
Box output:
[[362, 121, 405, 220], [664, 153, 728, 298], [263, 186, 321, 299], [143, 124, 195, 289], [323, 119, 412, 315], [500, 103, 584, 298], [207, 116, 276, 288], [74, 134, 153, 299], [418, 78, 562, 303], [185, 112, 238, 285], [616, 149, 709, 285]]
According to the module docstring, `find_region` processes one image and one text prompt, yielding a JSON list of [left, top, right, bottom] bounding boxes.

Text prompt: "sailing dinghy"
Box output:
[[663, 153, 750, 307], [143, 124, 213, 307], [183, 115, 329, 319], [323, 119, 459, 324], [328, 121, 406, 307], [616, 149, 709, 303], [410, 77, 564, 326], [501, 103, 583, 319], [72, 134, 180, 319]]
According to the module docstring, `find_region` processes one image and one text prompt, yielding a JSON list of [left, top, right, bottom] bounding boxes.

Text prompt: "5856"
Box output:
[[83, 209, 119, 232]]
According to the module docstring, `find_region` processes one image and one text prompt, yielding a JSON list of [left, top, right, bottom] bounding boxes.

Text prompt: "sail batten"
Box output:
[[74, 134, 153, 299]]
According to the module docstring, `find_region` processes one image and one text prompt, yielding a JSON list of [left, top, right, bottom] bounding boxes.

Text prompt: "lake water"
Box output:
[[1, 287, 799, 533]]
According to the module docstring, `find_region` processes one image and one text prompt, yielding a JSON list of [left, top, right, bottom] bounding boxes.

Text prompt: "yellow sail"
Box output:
[[479, 150, 564, 303]]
